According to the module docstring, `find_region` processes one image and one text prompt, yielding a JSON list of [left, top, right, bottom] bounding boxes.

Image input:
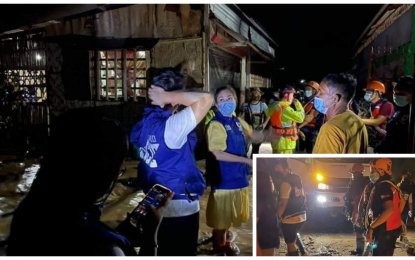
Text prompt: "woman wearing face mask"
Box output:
[[377, 77, 413, 153], [365, 158, 403, 256], [205, 85, 254, 255], [298, 81, 324, 153]]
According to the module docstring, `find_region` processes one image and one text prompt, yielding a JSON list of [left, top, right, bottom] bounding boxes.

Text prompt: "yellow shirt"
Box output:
[[207, 118, 252, 152], [313, 111, 368, 154]]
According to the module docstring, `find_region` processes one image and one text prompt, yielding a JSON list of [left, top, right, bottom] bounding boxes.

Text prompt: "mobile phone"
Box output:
[[133, 184, 171, 218]]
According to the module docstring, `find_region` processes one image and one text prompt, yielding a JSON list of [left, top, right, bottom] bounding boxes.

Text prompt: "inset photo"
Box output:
[[256, 156, 415, 256]]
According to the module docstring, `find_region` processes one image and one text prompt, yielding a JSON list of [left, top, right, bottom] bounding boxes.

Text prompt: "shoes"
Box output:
[[213, 242, 241, 256]]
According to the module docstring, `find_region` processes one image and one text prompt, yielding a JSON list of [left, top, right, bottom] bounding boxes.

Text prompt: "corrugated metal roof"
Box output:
[[210, 4, 249, 40], [210, 4, 274, 57], [250, 27, 270, 54]]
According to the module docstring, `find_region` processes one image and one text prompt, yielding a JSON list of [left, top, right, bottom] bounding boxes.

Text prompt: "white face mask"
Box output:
[[364, 93, 373, 102]]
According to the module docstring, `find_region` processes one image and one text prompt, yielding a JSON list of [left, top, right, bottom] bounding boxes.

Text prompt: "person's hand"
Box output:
[[142, 192, 174, 242], [292, 99, 300, 105], [352, 212, 359, 225], [244, 158, 253, 167], [365, 229, 373, 244], [148, 85, 170, 108], [409, 211, 412, 217], [250, 131, 263, 143]]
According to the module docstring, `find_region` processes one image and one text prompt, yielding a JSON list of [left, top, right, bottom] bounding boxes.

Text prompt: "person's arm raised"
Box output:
[[149, 86, 213, 124]]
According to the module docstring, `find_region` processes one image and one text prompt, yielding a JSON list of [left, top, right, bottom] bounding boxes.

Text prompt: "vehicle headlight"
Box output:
[[317, 196, 326, 202], [318, 183, 332, 190], [316, 173, 324, 182]]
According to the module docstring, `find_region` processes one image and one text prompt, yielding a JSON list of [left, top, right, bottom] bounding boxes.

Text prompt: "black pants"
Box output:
[[251, 142, 261, 156], [281, 222, 304, 244], [372, 225, 401, 256], [157, 212, 199, 256], [299, 132, 316, 154]]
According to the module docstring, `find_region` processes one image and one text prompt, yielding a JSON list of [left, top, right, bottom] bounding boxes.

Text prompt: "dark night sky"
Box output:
[[0, 4, 382, 87], [239, 4, 382, 85]]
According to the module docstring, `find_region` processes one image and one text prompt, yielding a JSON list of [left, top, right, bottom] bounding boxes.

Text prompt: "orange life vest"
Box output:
[[304, 101, 318, 128], [270, 103, 298, 141], [367, 181, 402, 231]]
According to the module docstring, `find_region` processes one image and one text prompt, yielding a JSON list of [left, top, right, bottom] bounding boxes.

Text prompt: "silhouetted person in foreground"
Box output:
[[7, 108, 172, 256]]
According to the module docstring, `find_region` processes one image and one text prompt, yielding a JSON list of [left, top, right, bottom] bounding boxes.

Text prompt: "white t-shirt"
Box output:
[[164, 106, 197, 149], [163, 106, 199, 217]]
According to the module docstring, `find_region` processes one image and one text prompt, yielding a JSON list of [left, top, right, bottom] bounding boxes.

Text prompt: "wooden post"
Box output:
[[105, 51, 109, 100], [133, 48, 137, 101], [203, 4, 210, 92], [240, 57, 247, 108], [95, 50, 100, 100], [114, 50, 118, 100], [122, 49, 127, 102]]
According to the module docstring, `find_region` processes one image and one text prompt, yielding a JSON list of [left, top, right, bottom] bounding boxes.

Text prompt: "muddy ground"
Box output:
[[273, 220, 415, 256], [0, 156, 252, 256]]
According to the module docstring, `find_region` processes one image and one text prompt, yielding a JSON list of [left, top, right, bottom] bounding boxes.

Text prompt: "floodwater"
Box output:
[[0, 157, 252, 256]]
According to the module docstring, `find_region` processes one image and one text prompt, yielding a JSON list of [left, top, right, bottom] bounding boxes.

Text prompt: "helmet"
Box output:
[[363, 81, 386, 93], [370, 158, 392, 176], [282, 86, 296, 94], [306, 81, 320, 92], [350, 163, 365, 173]]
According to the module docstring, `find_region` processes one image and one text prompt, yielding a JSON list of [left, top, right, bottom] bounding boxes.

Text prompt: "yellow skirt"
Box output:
[[206, 187, 250, 230]]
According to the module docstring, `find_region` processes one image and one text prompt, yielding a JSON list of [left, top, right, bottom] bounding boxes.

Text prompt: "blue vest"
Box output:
[[130, 107, 206, 201], [209, 111, 250, 190]]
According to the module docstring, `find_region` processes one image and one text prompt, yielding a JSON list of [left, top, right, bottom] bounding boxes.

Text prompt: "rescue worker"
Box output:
[[343, 163, 370, 255], [361, 81, 395, 152], [265, 86, 305, 154], [377, 77, 412, 153], [357, 180, 375, 237], [240, 87, 270, 156], [298, 81, 324, 153], [397, 171, 414, 236], [313, 73, 368, 154], [130, 70, 213, 256], [365, 158, 403, 256], [272, 158, 306, 256]]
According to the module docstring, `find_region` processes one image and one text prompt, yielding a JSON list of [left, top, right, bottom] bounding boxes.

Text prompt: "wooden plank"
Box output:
[[203, 4, 210, 92], [95, 50, 100, 100], [105, 51, 109, 100], [240, 57, 247, 108], [133, 48, 137, 101], [114, 50, 118, 100], [122, 49, 127, 102]]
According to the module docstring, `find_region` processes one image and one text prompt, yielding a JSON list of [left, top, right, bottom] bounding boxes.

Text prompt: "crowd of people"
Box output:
[[241, 73, 413, 155], [4, 65, 414, 256], [257, 158, 414, 256]]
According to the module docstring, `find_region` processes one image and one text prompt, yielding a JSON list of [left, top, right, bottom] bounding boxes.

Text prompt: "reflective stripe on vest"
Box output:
[[270, 103, 298, 140]]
